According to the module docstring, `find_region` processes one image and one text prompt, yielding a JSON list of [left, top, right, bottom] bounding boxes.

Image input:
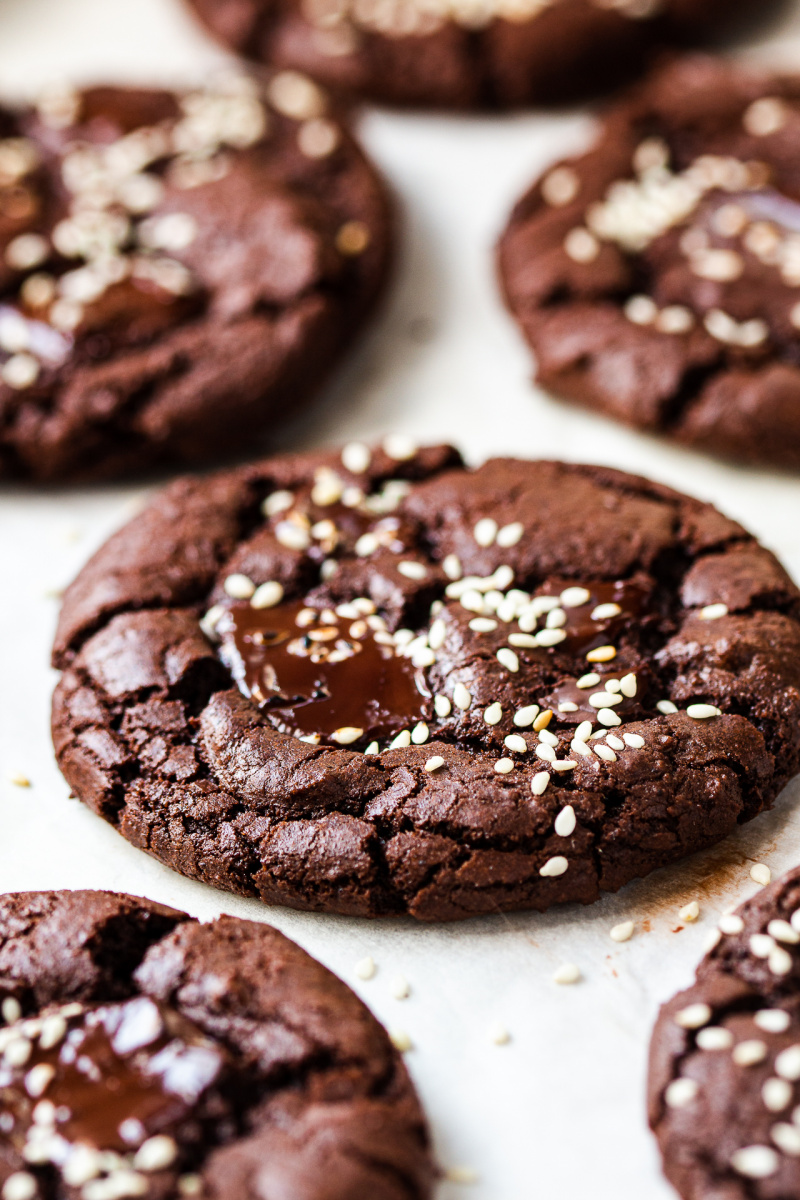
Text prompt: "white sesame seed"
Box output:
[[564, 227, 600, 263], [452, 683, 472, 711], [751, 934, 776, 958], [704, 928, 722, 952], [558, 702, 578, 713], [494, 758, 514, 774], [460, 589, 486, 614], [560, 586, 590, 608], [428, 621, 447, 652], [657, 305, 695, 335], [250, 580, 284, 610], [591, 602, 622, 621], [751, 863, 772, 886], [619, 673, 637, 698], [38, 1014, 67, 1050], [504, 734, 527, 754], [487, 1020, 510, 1046], [699, 603, 728, 620], [538, 728, 558, 747], [586, 645, 616, 663], [444, 1167, 479, 1185], [577, 673, 601, 689], [743, 96, 787, 136], [275, 521, 311, 552], [553, 963, 581, 985], [595, 744, 617, 763], [624, 294, 657, 326], [177, 1178, 202, 1197], [24, 1063, 54, 1098], [770, 946, 793, 976], [484, 703, 503, 726], [696, 1026, 732, 1051], [134, 1136, 177, 1173], [553, 760, 577, 772], [675, 1003, 712, 1030], [733, 1039, 768, 1067], [341, 441, 371, 474], [355, 956, 376, 980], [389, 1028, 413, 1052], [398, 561, 427, 580], [331, 726, 363, 745], [730, 1145, 779, 1179], [589, 692, 622, 709], [7, 773, 31, 788], [771, 1121, 800, 1156], [763, 1078, 793, 1112], [496, 522, 524, 548], [512, 705, 538, 727], [4, 1036, 31, 1066], [442, 554, 461, 580], [2, 353, 39, 390], [411, 723, 429, 745], [606, 735, 625, 751], [269, 70, 325, 119], [768, 919, 800, 945], [623, 733, 645, 749], [692, 247, 744, 282], [776, 1046, 800, 1081], [687, 703, 722, 720], [610, 920, 634, 943], [497, 648, 519, 673], [546, 608, 567, 629], [224, 573, 255, 599], [531, 772, 550, 796], [474, 518, 498, 547], [793, 910, 800, 933], [604, 678, 621, 693], [390, 730, 411, 749], [382, 434, 417, 461], [354, 532, 379, 558], [535, 628, 567, 647], [1, 997, 21, 1024], [657, 699, 678, 715], [2, 1174, 38, 1200], [364, 742, 379, 755], [540, 855, 568, 878], [554, 806, 576, 837], [412, 646, 436, 668], [571, 739, 592, 758], [469, 617, 497, 633], [390, 974, 410, 1000], [541, 165, 579, 207], [576, 721, 594, 742], [424, 756, 445, 773], [434, 695, 451, 718], [680, 901, 700, 923], [597, 709, 622, 728], [508, 633, 537, 648], [665, 1078, 698, 1109], [756, 1009, 791, 1034]]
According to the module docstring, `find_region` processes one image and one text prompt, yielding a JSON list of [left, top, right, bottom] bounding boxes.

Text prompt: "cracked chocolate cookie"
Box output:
[[648, 866, 800, 1200], [0, 75, 391, 481], [51, 444, 800, 920], [499, 55, 800, 468], [0, 889, 434, 1200], [183, 0, 759, 110]]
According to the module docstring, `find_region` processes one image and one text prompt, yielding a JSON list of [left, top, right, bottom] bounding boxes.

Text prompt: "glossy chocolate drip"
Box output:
[[536, 578, 649, 656], [0, 997, 224, 1157], [218, 599, 429, 744]]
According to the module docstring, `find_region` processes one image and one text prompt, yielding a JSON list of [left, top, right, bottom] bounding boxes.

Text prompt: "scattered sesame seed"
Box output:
[[564, 227, 600, 263], [8, 773, 31, 788], [577, 673, 601, 689], [623, 733, 645, 749], [411, 722, 429, 745], [625, 294, 657, 326], [1, 997, 21, 1024], [382, 434, 417, 461], [755, 1010, 791, 1034], [586, 645, 616, 663], [619, 673, 637, 698], [606, 735, 624, 751], [535, 627, 567, 647], [269, 70, 325, 119], [496, 522, 524, 547], [536, 744, 556, 763], [704, 928, 722, 952], [763, 1078, 793, 1112], [571, 739, 592, 758], [2, 353, 39, 390], [675, 1003, 711, 1030], [733, 1039, 768, 1067], [553, 963, 581, 985], [743, 96, 787, 136], [541, 165, 579, 207], [699, 603, 728, 620], [364, 742, 379, 755], [474, 518, 498, 547], [680, 901, 700, 923], [513, 705, 538, 727], [331, 726, 364, 745], [424, 756, 445, 773], [444, 1166, 479, 1184], [768, 919, 800, 945], [610, 920, 634, 943], [453, 683, 472, 711], [537, 729, 558, 748], [589, 691, 622, 709], [696, 1026, 732, 1051], [665, 1078, 698, 1109], [558, 701, 578, 712], [533, 709, 553, 732], [489, 1021, 510, 1045], [594, 744, 617, 763], [2, 1174, 38, 1200], [546, 608, 567, 630], [504, 734, 527, 754], [134, 1135, 178, 1173], [508, 633, 537, 648], [540, 855, 568, 878], [178, 1176, 202, 1197], [531, 772, 550, 796], [597, 709, 622, 728], [298, 116, 339, 159], [496, 648, 520, 673], [771, 1121, 800, 1156], [398, 561, 427, 580], [469, 617, 497, 633], [775, 1046, 800, 1081], [389, 1028, 413, 1052], [730, 1145, 779, 1179], [484, 703, 503, 725], [355, 956, 376, 980], [251, 580, 284, 609], [687, 703, 722, 720], [390, 974, 410, 1000], [769, 946, 792, 976], [657, 305, 695, 335], [657, 699, 678, 715], [553, 760, 577, 772], [751, 863, 772, 886], [434, 694, 451, 718], [494, 758, 514, 774], [554, 806, 576, 838], [750, 933, 775, 959], [442, 553, 461, 580], [224, 573, 255, 599], [390, 730, 412, 749]]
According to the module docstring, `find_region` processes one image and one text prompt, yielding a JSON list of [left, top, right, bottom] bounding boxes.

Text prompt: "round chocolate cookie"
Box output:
[[0, 889, 434, 1199], [0, 76, 391, 481], [184, 0, 758, 110], [649, 867, 800, 1200], [51, 445, 800, 920], [499, 56, 800, 468]]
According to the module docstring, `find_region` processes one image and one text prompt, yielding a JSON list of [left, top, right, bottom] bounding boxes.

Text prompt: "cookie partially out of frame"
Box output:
[[0, 75, 391, 481], [499, 56, 800, 468], [51, 444, 800, 920], [0, 889, 434, 1199], [649, 867, 800, 1200], [184, 0, 758, 110]]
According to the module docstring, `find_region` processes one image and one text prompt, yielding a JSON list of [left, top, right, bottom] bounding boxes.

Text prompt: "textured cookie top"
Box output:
[[0, 76, 389, 480], [0, 890, 434, 1200], [185, 0, 757, 109], [499, 56, 800, 468], [649, 867, 800, 1199], [52, 446, 800, 920]]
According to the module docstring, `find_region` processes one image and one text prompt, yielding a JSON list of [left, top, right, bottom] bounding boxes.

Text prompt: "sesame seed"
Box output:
[[704, 929, 722, 952], [553, 760, 577, 772], [591, 602, 622, 620], [624, 294, 657, 326], [546, 608, 567, 629], [389, 1028, 413, 1052], [771, 1122, 800, 1156], [597, 709, 621, 728], [531, 772, 550, 796], [134, 1136, 178, 1173], [38, 1014, 67, 1050], [665, 1078, 698, 1109], [251, 580, 284, 609], [696, 1026, 732, 1051], [733, 1039, 768, 1067], [389, 974, 410, 1000], [340, 441, 371, 474], [619, 673, 637, 698], [776, 1046, 800, 1081], [224, 573, 255, 599], [452, 683, 472, 711], [768, 919, 800, 945], [656, 305, 695, 335], [178, 1178, 202, 1197], [560, 586, 590, 608], [537, 729, 558, 749], [755, 1010, 791, 1034], [610, 920, 634, 943], [535, 628, 567, 647], [680, 901, 700, 923], [355, 956, 376, 980], [691, 247, 744, 282], [564, 227, 600, 263], [554, 805, 576, 837], [2, 1174, 38, 1200], [262, 490, 294, 517], [460, 589, 486, 614], [496, 522, 524, 547], [595, 744, 617, 763], [675, 1003, 712, 1030], [606, 735, 624, 751], [442, 554, 461, 580], [687, 703, 722, 720], [536, 745, 556, 765], [390, 730, 411, 749], [504, 734, 527, 753], [411, 723, 429, 745], [24, 1062, 55, 1097], [623, 733, 645, 749], [533, 709, 553, 732], [1, 997, 21, 1024], [699, 603, 728, 620], [331, 727, 364, 745], [4, 1036, 31, 1066], [540, 855, 568, 878], [769, 946, 792, 976], [434, 695, 451, 718], [750, 934, 775, 958], [577, 673, 600, 689], [355, 532, 379, 557], [364, 742, 379, 755], [508, 633, 537, 648], [382, 434, 417, 461], [424, 756, 445, 773], [589, 692, 622, 709], [495, 758, 514, 774], [8, 773, 31, 788], [484, 703, 503, 725], [541, 165, 579, 207], [311, 468, 344, 506], [2, 353, 39, 390], [298, 116, 339, 158], [763, 1078, 793, 1112], [586, 645, 616, 663], [751, 863, 772, 886], [730, 1145, 779, 1179], [513, 705, 538, 727], [743, 96, 787, 136], [469, 617, 497, 633], [553, 963, 581, 985], [444, 1167, 479, 1184], [657, 699, 678, 715], [398, 561, 427, 580], [559, 701, 578, 713], [489, 1021, 510, 1045], [497, 648, 519, 673], [269, 70, 325, 119], [571, 739, 592, 758], [474, 518, 498, 547], [412, 646, 436, 668]]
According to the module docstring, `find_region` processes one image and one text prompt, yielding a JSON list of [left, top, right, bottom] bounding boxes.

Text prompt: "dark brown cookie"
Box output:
[[648, 866, 800, 1199], [0, 889, 434, 1200], [51, 444, 800, 920], [0, 76, 391, 482], [184, 0, 759, 109], [499, 55, 800, 468]]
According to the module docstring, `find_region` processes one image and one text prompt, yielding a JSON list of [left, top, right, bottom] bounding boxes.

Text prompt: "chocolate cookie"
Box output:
[[0, 888, 434, 1199], [648, 866, 800, 1199], [0, 76, 391, 481], [183, 0, 759, 110], [51, 445, 800, 920], [499, 56, 800, 468]]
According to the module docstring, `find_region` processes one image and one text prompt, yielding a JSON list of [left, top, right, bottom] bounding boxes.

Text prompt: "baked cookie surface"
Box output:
[[0, 889, 434, 1199], [649, 867, 800, 1199], [184, 0, 758, 109], [499, 56, 800, 468], [0, 77, 390, 481], [51, 446, 800, 920]]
